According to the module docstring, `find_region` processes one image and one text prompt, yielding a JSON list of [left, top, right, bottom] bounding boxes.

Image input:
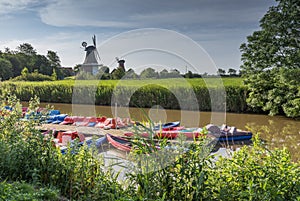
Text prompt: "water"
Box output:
[[25, 102, 300, 161]]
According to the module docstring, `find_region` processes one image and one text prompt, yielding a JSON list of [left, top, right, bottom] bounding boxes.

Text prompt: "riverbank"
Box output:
[[0, 78, 252, 113]]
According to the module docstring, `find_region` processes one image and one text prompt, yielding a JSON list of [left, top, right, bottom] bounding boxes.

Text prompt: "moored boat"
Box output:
[[206, 124, 253, 142], [153, 121, 180, 131], [106, 133, 132, 152], [44, 129, 107, 154]]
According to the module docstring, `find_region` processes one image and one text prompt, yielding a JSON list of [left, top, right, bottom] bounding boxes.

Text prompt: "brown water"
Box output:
[[28, 102, 300, 161]]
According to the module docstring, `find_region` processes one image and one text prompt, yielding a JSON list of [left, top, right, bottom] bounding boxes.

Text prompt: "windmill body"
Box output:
[[81, 35, 101, 75]]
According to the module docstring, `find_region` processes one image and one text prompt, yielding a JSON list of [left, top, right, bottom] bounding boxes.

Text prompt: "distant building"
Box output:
[[81, 35, 101, 75], [111, 58, 126, 74], [117, 59, 126, 72]]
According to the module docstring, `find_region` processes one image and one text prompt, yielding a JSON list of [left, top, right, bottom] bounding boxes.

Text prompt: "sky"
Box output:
[[0, 0, 277, 74]]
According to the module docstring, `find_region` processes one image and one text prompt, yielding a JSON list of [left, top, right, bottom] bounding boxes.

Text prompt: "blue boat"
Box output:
[[45, 114, 68, 124], [206, 124, 253, 142], [60, 135, 107, 154], [217, 133, 253, 141], [153, 121, 180, 131]]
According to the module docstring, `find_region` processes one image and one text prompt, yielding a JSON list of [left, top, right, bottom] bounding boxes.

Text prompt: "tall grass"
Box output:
[[0, 78, 251, 113]]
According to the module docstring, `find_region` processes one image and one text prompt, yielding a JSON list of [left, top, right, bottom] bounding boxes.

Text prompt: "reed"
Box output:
[[0, 78, 251, 112]]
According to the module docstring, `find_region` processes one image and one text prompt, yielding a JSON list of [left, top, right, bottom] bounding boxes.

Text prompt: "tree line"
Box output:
[[0, 43, 73, 81], [75, 65, 239, 80]]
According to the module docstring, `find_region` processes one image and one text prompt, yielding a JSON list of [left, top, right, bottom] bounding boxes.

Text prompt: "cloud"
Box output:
[[38, 0, 274, 29], [0, 0, 276, 69], [0, 0, 41, 14]]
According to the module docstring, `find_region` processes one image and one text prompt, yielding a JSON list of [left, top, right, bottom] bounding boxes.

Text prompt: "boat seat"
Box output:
[[229, 127, 237, 134]]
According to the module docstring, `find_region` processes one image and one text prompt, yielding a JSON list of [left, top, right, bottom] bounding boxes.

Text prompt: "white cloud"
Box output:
[[38, 0, 273, 29], [0, 0, 40, 14]]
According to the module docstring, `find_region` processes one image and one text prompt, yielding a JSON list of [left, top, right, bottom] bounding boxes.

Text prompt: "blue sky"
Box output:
[[0, 0, 276, 73]]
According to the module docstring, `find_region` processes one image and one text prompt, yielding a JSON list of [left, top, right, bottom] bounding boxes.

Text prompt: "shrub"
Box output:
[[11, 72, 53, 81], [203, 135, 300, 200], [0, 181, 60, 201]]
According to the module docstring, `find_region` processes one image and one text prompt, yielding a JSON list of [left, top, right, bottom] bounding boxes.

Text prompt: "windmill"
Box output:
[[81, 35, 101, 75], [115, 57, 125, 72]]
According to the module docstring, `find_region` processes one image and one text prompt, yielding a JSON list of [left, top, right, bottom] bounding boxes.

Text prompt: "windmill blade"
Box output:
[[96, 49, 101, 62], [92, 35, 96, 47]]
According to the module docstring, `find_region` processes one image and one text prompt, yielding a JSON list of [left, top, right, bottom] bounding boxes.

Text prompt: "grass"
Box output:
[[0, 77, 249, 112], [8, 77, 244, 87]]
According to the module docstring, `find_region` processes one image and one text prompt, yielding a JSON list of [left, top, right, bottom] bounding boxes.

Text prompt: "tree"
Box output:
[[2, 54, 22, 77], [47, 50, 61, 69], [124, 68, 139, 79], [33, 55, 51, 75], [17, 43, 36, 55], [217, 68, 226, 76], [184, 70, 194, 78], [99, 66, 110, 74], [74, 64, 81, 75], [240, 0, 300, 117], [140, 68, 159, 79], [228, 68, 237, 76], [159, 69, 169, 78], [96, 66, 111, 80], [169, 69, 181, 78], [0, 58, 13, 80], [111, 68, 125, 80]]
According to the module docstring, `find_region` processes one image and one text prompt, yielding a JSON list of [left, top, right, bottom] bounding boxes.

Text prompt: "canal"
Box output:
[[28, 102, 300, 161]]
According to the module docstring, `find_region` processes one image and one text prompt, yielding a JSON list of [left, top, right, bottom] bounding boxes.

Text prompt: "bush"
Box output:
[[11, 72, 53, 81], [0, 181, 60, 201], [203, 135, 300, 200]]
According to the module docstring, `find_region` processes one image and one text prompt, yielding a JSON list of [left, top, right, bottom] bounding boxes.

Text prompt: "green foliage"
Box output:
[[11, 71, 54, 82], [204, 136, 300, 200], [0, 58, 13, 81], [140, 67, 159, 79], [17, 43, 37, 55], [46, 50, 61, 69], [228, 68, 237, 76], [126, 138, 210, 200], [217, 68, 226, 76], [0, 78, 250, 112], [112, 67, 126, 80], [51, 68, 57, 81], [21, 67, 29, 76], [0, 94, 125, 200], [0, 181, 60, 201], [240, 0, 300, 118], [75, 71, 97, 80], [0, 43, 67, 79]]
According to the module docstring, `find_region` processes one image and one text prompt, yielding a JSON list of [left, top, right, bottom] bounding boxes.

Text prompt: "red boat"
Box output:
[[106, 134, 132, 152]]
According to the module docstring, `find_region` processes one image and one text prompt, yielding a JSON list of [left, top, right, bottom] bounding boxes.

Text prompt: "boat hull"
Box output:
[[107, 134, 131, 152]]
